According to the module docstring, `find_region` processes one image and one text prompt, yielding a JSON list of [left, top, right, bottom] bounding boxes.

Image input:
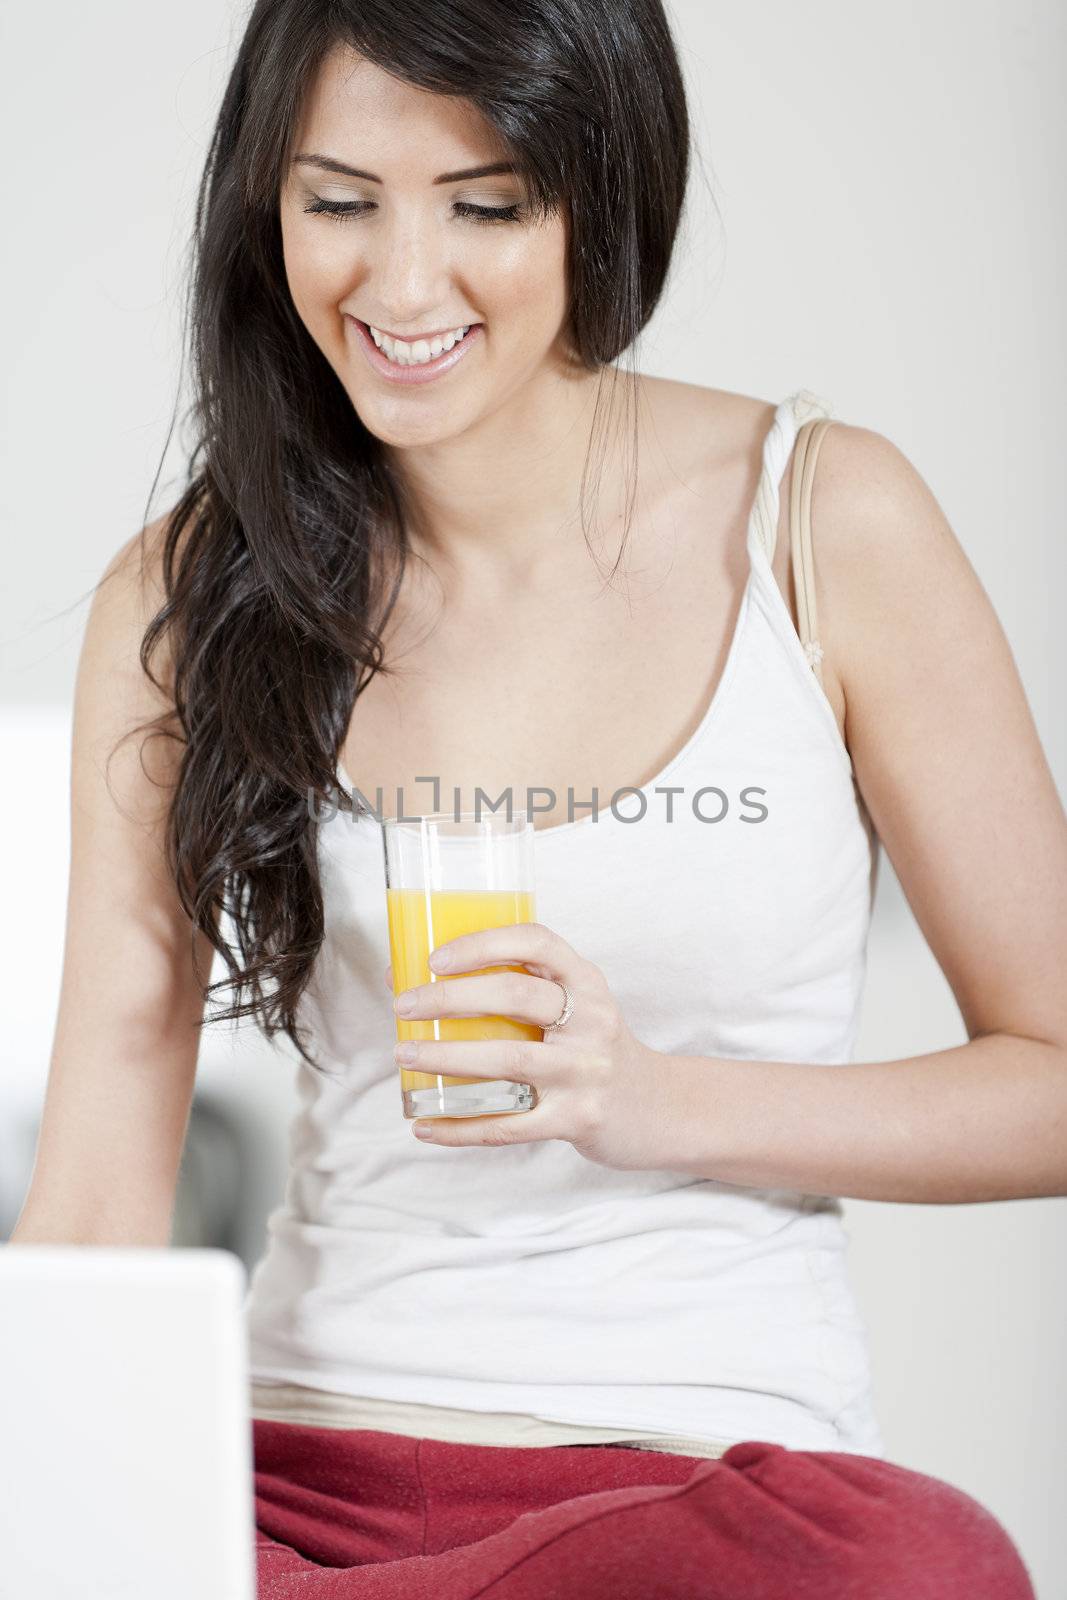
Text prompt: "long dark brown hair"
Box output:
[[123, 0, 692, 1069]]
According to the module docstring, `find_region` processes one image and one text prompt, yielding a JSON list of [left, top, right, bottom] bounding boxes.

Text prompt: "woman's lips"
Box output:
[[346, 316, 482, 385]]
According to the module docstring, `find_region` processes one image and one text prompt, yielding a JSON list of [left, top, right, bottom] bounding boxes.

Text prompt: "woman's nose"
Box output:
[[363, 214, 455, 316]]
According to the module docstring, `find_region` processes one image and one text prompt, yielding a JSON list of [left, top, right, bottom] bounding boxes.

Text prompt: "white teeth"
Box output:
[[368, 324, 472, 365]]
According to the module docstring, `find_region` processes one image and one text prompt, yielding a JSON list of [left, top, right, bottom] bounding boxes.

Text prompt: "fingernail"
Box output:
[[395, 1042, 418, 1063], [412, 1123, 434, 1139], [394, 992, 416, 1015]]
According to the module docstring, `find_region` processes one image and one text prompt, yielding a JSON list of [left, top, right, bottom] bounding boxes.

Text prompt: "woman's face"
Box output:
[[279, 46, 572, 449]]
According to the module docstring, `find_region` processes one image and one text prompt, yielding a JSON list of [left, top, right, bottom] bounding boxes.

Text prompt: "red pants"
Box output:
[[253, 1420, 1035, 1598]]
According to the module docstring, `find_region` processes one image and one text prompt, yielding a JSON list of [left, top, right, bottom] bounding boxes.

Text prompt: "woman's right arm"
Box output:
[[9, 515, 219, 1247]]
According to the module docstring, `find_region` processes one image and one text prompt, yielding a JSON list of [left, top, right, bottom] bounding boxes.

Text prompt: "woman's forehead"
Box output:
[[293, 46, 507, 173]]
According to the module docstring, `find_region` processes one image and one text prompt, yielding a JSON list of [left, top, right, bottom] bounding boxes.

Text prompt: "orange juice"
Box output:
[[387, 887, 540, 1099]]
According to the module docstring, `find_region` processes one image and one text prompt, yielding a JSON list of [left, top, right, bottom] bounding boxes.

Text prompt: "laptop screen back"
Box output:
[[0, 1246, 256, 1600]]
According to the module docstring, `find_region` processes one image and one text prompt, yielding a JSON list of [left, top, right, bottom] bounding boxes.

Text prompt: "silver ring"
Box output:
[[543, 980, 574, 1031]]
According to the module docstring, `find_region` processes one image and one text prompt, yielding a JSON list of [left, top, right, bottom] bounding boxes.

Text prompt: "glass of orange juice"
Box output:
[[383, 811, 540, 1121]]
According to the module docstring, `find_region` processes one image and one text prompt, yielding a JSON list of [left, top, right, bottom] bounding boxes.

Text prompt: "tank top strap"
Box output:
[[789, 413, 837, 689], [749, 390, 834, 565], [747, 390, 837, 689]]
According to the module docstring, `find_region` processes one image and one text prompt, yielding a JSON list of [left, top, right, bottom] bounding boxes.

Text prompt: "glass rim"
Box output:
[[383, 810, 531, 829]]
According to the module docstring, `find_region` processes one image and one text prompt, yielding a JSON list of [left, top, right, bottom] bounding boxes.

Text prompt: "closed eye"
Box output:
[[302, 198, 524, 225]]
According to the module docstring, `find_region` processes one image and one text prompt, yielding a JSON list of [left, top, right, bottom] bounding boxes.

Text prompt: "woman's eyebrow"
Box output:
[[291, 154, 521, 185]]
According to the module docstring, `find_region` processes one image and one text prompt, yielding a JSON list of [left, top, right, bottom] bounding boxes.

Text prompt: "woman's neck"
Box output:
[[383, 363, 637, 595]]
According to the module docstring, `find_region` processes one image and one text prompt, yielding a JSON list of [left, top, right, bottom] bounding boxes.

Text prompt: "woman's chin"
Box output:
[[351, 390, 480, 450]]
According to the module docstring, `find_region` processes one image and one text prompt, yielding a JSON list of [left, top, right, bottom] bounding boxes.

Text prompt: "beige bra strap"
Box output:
[[789, 417, 836, 690]]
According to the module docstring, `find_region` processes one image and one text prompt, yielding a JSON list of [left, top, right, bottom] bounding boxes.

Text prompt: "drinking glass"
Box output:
[[383, 811, 540, 1120]]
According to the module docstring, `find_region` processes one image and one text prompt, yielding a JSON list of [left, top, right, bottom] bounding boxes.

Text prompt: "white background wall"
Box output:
[[2, 2, 1063, 1593]]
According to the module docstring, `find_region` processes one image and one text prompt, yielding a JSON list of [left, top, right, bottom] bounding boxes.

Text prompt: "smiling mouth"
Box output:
[[347, 315, 483, 385], [362, 321, 478, 367]]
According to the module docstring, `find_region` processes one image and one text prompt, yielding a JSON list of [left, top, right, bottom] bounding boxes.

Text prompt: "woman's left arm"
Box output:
[[396, 425, 1067, 1200], [673, 422, 1067, 1202]]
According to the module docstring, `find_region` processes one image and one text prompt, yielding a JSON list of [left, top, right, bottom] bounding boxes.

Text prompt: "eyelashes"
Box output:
[[302, 198, 525, 225]]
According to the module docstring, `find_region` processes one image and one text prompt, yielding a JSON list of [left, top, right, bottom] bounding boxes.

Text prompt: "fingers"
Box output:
[[412, 1099, 556, 1145], [393, 970, 563, 1028], [427, 922, 584, 989], [395, 1037, 554, 1079]]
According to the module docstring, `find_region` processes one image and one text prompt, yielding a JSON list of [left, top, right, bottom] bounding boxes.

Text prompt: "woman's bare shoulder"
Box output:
[[88, 502, 204, 736], [804, 415, 1034, 784], [636, 375, 775, 465], [101, 503, 197, 602]]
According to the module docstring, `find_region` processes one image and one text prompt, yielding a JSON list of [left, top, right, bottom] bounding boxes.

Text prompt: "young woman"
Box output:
[[13, 0, 1062, 1594]]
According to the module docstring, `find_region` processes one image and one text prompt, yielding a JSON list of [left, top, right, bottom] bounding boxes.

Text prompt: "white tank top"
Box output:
[[245, 390, 886, 1459]]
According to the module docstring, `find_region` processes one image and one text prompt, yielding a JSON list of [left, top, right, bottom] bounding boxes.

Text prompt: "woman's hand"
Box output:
[[385, 921, 680, 1171]]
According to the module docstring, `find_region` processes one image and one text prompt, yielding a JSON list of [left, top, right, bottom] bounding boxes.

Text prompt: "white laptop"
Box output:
[[0, 1247, 256, 1600]]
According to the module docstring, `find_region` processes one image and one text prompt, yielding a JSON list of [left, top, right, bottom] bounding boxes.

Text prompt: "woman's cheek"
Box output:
[[476, 235, 568, 342]]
